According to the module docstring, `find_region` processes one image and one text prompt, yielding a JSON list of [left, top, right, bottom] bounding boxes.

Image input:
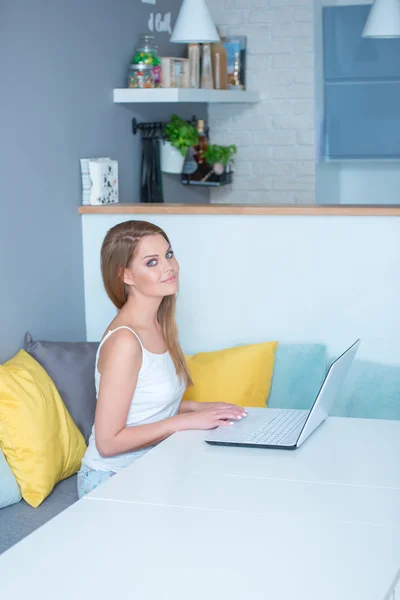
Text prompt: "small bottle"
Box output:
[[232, 51, 243, 90], [190, 120, 210, 181], [152, 44, 161, 88], [195, 120, 208, 164]]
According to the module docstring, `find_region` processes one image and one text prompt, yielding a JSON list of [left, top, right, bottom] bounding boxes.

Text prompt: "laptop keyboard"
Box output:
[[244, 410, 308, 445]]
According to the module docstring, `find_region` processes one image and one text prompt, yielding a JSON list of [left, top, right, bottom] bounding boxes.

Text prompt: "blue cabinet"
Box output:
[[323, 5, 400, 159]]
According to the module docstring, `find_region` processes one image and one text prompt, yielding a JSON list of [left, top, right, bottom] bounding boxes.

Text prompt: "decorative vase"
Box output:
[[84, 159, 119, 205], [160, 141, 186, 174]]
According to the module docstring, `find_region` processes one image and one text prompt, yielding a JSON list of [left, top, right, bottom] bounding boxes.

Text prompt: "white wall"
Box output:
[[82, 214, 400, 366], [207, 0, 316, 205]]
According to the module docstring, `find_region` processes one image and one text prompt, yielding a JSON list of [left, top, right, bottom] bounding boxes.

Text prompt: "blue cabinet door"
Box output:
[[324, 5, 400, 81], [323, 5, 400, 159]]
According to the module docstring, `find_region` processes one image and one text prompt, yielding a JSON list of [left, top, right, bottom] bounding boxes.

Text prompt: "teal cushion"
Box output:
[[0, 448, 21, 509], [330, 359, 400, 420], [268, 344, 327, 410]]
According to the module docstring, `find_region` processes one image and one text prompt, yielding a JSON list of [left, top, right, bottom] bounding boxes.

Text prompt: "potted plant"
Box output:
[[161, 115, 199, 174], [201, 144, 237, 183]]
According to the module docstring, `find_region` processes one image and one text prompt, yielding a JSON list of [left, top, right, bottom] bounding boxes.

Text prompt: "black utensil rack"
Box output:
[[132, 117, 233, 188]]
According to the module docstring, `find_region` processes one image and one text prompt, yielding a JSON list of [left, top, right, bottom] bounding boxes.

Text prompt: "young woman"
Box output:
[[78, 220, 246, 498]]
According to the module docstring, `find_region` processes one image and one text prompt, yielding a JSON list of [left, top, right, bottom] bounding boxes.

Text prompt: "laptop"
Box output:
[[205, 339, 360, 450]]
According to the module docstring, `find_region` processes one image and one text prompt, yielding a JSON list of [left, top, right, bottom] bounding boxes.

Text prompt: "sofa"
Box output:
[[0, 337, 399, 555]]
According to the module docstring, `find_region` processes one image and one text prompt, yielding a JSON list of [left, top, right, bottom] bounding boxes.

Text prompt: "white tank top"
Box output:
[[82, 326, 185, 472]]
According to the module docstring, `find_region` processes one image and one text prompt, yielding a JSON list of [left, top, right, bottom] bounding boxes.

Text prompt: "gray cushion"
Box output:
[[24, 333, 99, 442], [0, 475, 78, 554]]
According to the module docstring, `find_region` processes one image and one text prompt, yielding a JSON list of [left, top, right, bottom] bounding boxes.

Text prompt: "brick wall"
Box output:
[[208, 0, 316, 204]]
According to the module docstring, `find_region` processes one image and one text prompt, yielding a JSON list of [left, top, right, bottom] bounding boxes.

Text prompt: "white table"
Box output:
[[0, 499, 399, 600], [1, 413, 399, 600], [94, 412, 399, 489], [86, 414, 400, 528]]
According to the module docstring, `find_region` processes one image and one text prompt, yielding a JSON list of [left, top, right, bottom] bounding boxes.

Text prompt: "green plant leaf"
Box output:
[[164, 115, 199, 156], [202, 144, 237, 167]]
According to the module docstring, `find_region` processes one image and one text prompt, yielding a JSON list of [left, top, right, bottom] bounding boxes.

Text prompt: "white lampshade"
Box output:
[[170, 0, 220, 43], [362, 0, 400, 38]]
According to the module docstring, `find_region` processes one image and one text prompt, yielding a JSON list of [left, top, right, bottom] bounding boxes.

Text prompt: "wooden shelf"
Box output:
[[78, 204, 400, 216], [113, 88, 260, 104]]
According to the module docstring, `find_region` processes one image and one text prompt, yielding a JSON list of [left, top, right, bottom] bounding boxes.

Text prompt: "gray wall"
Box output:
[[0, 0, 207, 362]]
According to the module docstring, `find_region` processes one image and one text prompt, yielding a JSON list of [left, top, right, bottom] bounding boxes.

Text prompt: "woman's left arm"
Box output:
[[178, 400, 201, 413], [179, 400, 247, 414]]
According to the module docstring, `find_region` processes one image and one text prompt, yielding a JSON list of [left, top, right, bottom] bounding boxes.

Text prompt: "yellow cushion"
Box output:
[[183, 341, 278, 408], [0, 350, 86, 508]]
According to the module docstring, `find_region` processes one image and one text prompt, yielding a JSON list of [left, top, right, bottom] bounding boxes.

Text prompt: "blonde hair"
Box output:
[[101, 220, 192, 387]]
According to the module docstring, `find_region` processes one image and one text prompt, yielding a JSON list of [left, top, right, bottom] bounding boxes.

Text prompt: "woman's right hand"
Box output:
[[174, 404, 247, 431]]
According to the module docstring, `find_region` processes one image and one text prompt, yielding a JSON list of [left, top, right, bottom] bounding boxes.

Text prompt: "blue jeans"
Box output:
[[77, 465, 116, 499]]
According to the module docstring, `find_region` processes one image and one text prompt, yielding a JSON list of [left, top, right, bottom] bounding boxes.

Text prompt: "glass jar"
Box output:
[[128, 64, 154, 89], [132, 34, 161, 88]]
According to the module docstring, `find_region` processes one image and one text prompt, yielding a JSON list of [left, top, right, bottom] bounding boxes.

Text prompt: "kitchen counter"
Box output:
[[78, 204, 400, 216]]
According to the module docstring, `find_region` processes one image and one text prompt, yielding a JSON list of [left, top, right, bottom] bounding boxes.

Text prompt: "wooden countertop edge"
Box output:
[[78, 204, 400, 216]]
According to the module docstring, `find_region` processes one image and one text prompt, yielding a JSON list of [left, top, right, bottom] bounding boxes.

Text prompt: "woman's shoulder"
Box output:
[[103, 324, 142, 348], [98, 325, 143, 372]]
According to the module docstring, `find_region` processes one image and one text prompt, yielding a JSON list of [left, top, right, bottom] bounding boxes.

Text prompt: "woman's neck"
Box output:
[[120, 294, 162, 329]]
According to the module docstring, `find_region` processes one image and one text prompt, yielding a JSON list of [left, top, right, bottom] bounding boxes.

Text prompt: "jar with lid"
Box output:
[[131, 34, 161, 87], [128, 64, 154, 89]]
